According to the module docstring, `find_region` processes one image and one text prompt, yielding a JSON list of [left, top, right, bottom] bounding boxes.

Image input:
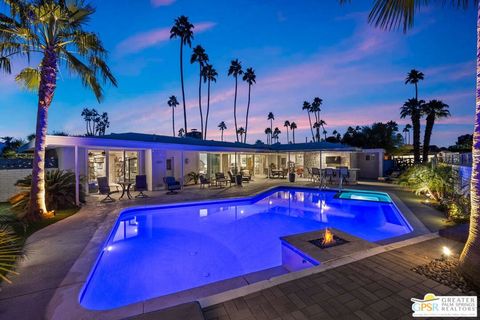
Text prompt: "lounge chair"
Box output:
[[215, 172, 227, 187], [97, 177, 119, 202], [241, 169, 251, 182], [199, 175, 212, 188], [134, 175, 148, 198], [163, 176, 181, 194]]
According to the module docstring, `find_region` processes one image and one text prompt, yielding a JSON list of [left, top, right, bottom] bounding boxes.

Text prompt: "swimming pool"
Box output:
[[80, 187, 412, 310]]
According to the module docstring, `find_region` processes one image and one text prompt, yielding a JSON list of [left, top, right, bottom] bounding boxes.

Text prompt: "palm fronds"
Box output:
[[0, 224, 23, 284]]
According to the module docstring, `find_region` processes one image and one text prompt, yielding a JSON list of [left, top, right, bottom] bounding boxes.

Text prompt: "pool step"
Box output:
[[124, 302, 204, 320]]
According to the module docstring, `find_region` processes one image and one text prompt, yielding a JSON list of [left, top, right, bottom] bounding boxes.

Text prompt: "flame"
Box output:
[[322, 228, 334, 246]]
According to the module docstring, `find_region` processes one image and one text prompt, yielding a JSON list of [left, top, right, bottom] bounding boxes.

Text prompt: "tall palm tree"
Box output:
[[350, 0, 480, 286], [237, 127, 245, 142], [167, 96, 179, 137], [311, 97, 323, 142], [302, 101, 315, 141], [273, 127, 281, 143], [265, 127, 272, 145], [290, 122, 297, 143], [405, 69, 424, 100], [170, 15, 194, 134], [267, 112, 275, 144], [190, 45, 208, 137], [402, 127, 409, 144], [202, 63, 217, 139], [422, 100, 450, 162], [0, 0, 117, 220], [242, 67, 256, 143], [284, 120, 291, 144], [228, 59, 243, 142], [218, 121, 227, 141], [405, 123, 412, 144], [318, 119, 327, 141], [401, 98, 424, 163]]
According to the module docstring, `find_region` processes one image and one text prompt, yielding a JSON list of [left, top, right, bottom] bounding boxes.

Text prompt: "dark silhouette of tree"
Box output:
[[81, 108, 109, 136], [267, 112, 275, 144], [290, 122, 297, 143], [284, 120, 291, 143], [341, 122, 402, 153], [202, 64, 218, 139], [170, 15, 194, 134], [167, 96, 179, 137], [405, 69, 424, 100], [0, 136, 25, 158], [0, 0, 117, 220], [178, 128, 185, 137], [401, 98, 424, 163], [405, 123, 412, 144], [448, 134, 473, 152], [243, 67, 256, 143], [310, 97, 322, 142], [191, 45, 208, 137], [265, 127, 272, 145], [302, 101, 315, 141], [228, 59, 243, 142], [422, 100, 450, 162], [273, 127, 281, 143], [237, 127, 245, 142], [218, 121, 227, 141]]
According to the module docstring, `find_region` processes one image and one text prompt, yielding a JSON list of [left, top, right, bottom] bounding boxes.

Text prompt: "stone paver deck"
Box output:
[[202, 237, 475, 320]]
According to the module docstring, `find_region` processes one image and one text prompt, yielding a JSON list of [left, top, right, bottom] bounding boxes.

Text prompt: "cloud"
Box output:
[[151, 0, 176, 7], [116, 22, 216, 56]]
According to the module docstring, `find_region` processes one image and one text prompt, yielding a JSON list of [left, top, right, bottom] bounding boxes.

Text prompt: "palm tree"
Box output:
[[349, 0, 480, 286], [0, 0, 117, 220], [311, 98, 323, 142], [237, 127, 245, 142], [401, 98, 424, 163], [273, 127, 281, 143], [322, 129, 328, 141], [405, 69, 424, 100], [402, 127, 409, 144], [228, 59, 243, 142], [202, 64, 217, 139], [218, 121, 227, 141], [242, 67, 256, 143], [405, 124, 412, 144], [170, 15, 194, 134], [167, 96, 179, 137], [267, 112, 275, 143], [178, 128, 185, 137], [290, 122, 297, 143], [422, 100, 450, 162], [318, 119, 327, 141], [265, 127, 272, 145], [284, 120, 291, 144], [191, 45, 208, 137], [302, 101, 315, 141]]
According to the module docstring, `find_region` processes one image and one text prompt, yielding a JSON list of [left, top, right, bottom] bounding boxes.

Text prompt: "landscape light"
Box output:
[[442, 246, 452, 257]]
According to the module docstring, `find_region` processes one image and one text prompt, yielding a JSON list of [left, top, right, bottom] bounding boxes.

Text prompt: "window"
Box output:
[[366, 154, 376, 161], [166, 159, 172, 170]]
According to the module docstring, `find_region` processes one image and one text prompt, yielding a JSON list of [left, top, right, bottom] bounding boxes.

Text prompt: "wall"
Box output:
[[357, 150, 383, 179], [0, 168, 31, 202]]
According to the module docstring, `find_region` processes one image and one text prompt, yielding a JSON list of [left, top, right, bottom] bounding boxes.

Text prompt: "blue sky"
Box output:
[[0, 0, 477, 146]]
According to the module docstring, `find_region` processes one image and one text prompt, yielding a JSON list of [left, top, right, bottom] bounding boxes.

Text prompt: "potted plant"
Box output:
[[288, 161, 296, 182], [289, 170, 296, 183]]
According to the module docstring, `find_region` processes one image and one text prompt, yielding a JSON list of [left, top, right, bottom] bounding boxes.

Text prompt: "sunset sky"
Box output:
[[0, 0, 476, 146]]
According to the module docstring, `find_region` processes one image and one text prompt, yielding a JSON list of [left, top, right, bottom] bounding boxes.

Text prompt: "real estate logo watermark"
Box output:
[[411, 293, 477, 317]]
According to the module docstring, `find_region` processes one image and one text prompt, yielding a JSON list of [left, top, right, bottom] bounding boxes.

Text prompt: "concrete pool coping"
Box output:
[[45, 185, 433, 320]]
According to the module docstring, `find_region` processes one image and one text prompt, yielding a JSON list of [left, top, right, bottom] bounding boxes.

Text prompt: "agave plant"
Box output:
[[0, 223, 23, 283], [12, 170, 85, 213]]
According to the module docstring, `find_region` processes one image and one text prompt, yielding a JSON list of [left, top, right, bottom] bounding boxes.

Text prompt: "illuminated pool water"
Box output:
[[80, 187, 412, 310]]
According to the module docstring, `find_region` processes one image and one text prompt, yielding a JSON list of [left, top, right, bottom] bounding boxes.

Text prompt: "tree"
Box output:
[[355, 0, 479, 286], [290, 122, 297, 143], [202, 64, 217, 140], [341, 122, 402, 153], [401, 98, 424, 163], [218, 121, 227, 142], [170, 15, 194, 134], [267, 112, 275, 144], [449, 134, 473, 152], [0, 0, 117, 220], [302, 101, 315, 141], [405, 69, 424, 100], [402, 126, 409, 144], [405, 123, 412, 144], [284, 120, 291, 144], [81, 108, 109, 136], [0, 136, 24, 158], [178, 128, 185, 137], [242, 67, 256, 143], [265, 127, 272, 145], [167, 96, 179, 137], [273, 127, 281, 143], [237, 127, 245, 142], [422, 100, 450, 162], [310, 98, 323, 142], [190, 45, 208, 137], [228, 59, 243, 142]]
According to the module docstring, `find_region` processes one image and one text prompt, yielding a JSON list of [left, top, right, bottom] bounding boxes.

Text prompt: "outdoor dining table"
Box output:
[[118, 180, 135, 199]]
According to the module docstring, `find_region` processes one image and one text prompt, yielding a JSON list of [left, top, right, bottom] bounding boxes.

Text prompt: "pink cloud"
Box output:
[[116, 22, 216, 56], [151, 0, 176, 7]]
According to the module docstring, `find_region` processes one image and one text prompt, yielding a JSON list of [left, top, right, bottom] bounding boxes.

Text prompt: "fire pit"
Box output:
[[308, 228, 349, 249]]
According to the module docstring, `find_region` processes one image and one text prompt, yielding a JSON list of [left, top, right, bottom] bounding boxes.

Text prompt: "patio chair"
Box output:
[[227, 171, 237, 186], [311, 167, 321, 182], [199, 175, 212, 189], [215, 172, 227, 187], [337, 166, 349, 185], [325, 168, 335, 184], [97, 177, 119, 202], [163, 176, 181, 194], [134, 175, 148, 198], [241, 169, 252, 182]]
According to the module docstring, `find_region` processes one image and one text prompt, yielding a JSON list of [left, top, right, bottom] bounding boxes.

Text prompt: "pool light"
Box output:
[[269, 200, 273, 205], [104, 245, 113, 252]]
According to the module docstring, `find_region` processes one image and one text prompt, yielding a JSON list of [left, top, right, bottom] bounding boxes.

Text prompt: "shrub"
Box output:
[[398, 164, 453, 201], [11, 170, 85, 214], [186, 171, 200, 185], [448, 195, 470, 223]]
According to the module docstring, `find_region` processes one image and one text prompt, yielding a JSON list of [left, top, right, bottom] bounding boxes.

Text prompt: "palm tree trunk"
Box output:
[[198, 65, 204, 138], [244, 84, 251, 143], [415, 82, 418, 100], [205, 80, 211, 140], [180, 41, 187, 133], [172, 107, 175, 137], [286, 128, 289, 144], [270, 120, 273, 145], [412, 116, 421, 163], [459, 3, 480, 288], [307, 112, 314, 142], [221, 129, 224, 141], [28, 47, 57, 221], [422, 115, 434, 163], [292, 129, 295, 143], [234, 76, 239, 142]]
